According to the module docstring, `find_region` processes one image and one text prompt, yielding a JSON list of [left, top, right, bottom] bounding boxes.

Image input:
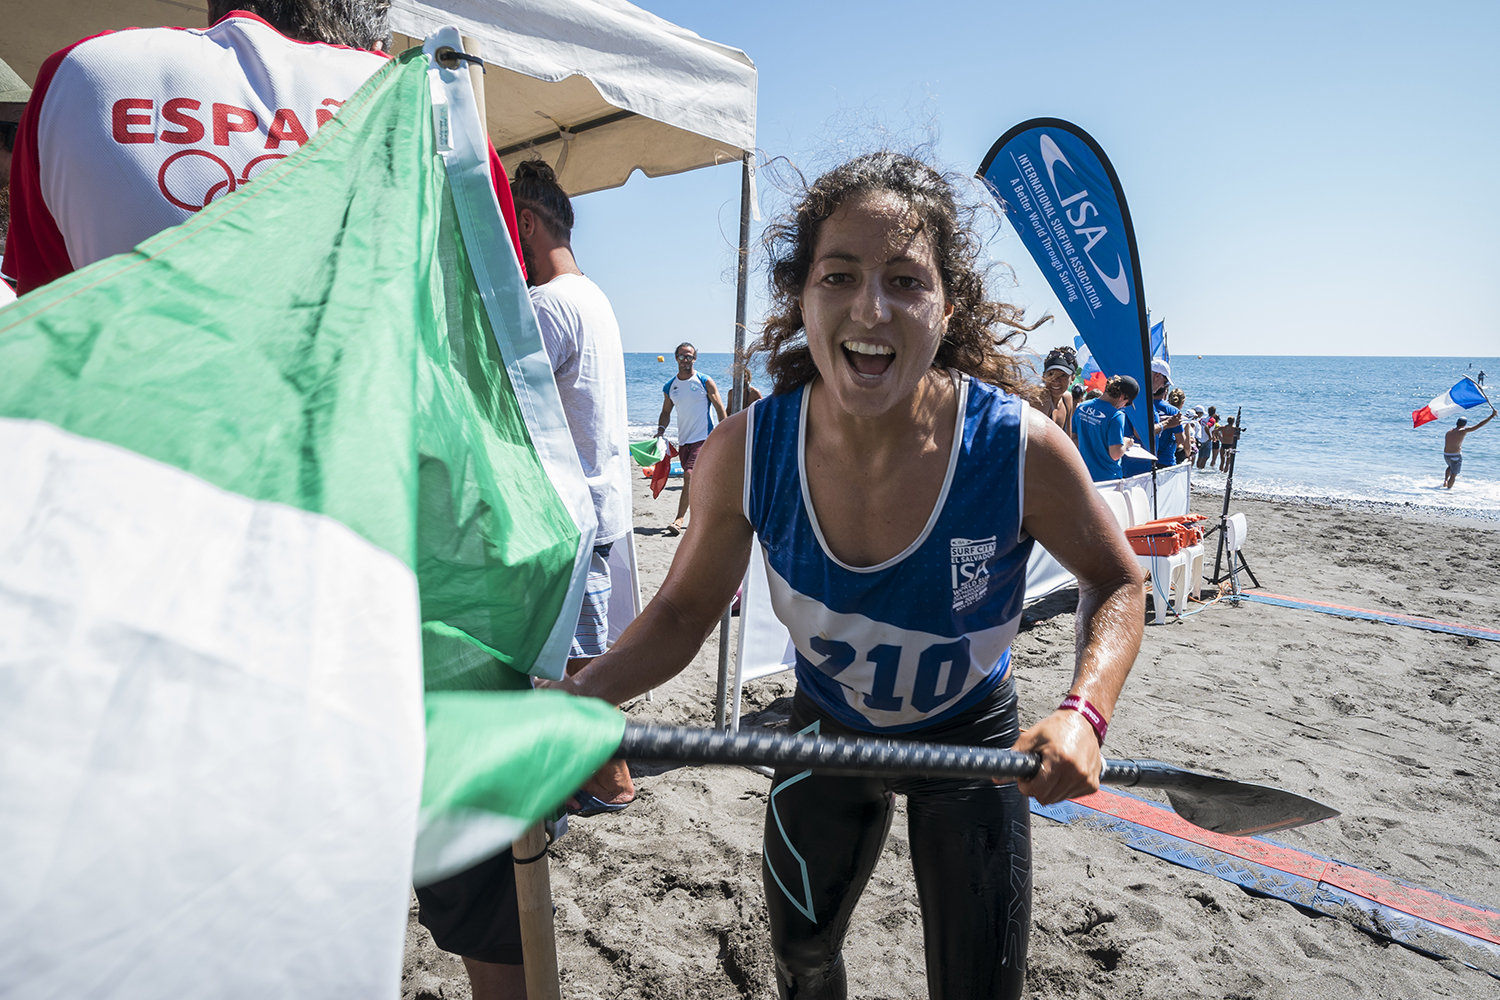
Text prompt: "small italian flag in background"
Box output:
[[0, 37, 623, 998]]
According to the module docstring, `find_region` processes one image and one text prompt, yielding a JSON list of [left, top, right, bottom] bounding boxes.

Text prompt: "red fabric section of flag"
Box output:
[[1411, 405, 1437, 428], [647, 444, 678, 499]]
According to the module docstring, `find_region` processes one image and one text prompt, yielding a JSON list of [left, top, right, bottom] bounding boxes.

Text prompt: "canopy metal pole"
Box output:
[[715, 150, 754, 731], [730, 149, 752, 413]]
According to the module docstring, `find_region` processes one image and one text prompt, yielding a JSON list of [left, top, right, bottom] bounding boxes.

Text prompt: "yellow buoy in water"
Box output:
[[658, 355, 665, 362], [1198, 355, 1203, 359]]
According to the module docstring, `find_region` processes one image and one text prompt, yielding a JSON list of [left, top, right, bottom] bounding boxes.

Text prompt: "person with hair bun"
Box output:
[[554, 151, 1144, 999]]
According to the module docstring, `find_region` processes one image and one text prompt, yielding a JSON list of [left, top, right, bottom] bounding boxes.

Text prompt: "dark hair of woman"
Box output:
[[1043, 345, 1077, 371], [751, 151, 1044, 396], [207, 0, 390, 49], [510, 159, 575, 243]]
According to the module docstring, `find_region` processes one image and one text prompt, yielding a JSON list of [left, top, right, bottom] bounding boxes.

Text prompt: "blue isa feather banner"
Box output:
[[978, 119, 1153, 445]]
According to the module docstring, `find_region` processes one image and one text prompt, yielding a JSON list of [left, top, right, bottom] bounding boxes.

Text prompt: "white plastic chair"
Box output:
[[1123, 486, 1152, 527], [1225, 513, 1249, 596], [1100, 490, 1130, 532], [1183, 533, 1205, 604]]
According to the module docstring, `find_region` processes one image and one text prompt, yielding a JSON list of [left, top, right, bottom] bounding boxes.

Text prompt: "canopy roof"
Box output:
[[0, 0, 211, 88], [389, 0, 756, 195]]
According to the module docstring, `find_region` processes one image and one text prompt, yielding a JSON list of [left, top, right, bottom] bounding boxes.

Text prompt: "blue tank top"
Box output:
[[743, 374, 1033, 733]]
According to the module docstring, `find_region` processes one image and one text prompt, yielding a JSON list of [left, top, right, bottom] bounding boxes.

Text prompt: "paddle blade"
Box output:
[[1114, 760, 1340, 836]]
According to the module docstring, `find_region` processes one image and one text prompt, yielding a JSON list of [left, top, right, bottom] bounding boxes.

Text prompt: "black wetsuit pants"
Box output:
[[762, 677, 1032, 1000]]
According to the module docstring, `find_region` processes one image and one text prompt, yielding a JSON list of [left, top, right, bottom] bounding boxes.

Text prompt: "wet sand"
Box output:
[[403, 476, 1500, 999]]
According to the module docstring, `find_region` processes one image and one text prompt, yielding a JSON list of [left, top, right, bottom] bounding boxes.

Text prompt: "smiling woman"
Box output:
[[754, 152, 1040, 397], [555, 151, 1145, 1000]]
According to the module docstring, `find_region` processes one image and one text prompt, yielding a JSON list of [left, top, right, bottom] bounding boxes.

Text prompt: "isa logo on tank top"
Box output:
[[951, 536, 997, 611]]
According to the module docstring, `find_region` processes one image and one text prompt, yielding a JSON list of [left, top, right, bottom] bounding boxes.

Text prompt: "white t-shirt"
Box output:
[[20, 13, 386, 279], [531, 273, 632, 545], [666, 372, 715, 446]]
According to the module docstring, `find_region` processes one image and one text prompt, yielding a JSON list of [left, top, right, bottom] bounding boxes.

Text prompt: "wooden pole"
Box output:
[[512, 822, 562, 1000]]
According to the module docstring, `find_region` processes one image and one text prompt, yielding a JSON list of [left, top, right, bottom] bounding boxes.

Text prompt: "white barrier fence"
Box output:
[[725, 462, 1194, 727]]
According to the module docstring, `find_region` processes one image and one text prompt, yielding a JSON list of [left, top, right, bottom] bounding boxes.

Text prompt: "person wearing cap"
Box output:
[[0, 55, 31, 303], [1071, 374, 1138, 482], [1135, 358, 1187, 467], [1033, 345, 1078, 443]]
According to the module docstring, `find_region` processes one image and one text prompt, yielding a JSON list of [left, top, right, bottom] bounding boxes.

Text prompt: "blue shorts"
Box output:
[[1444, 453, 1463, 475], [569, 543, 614, 658]]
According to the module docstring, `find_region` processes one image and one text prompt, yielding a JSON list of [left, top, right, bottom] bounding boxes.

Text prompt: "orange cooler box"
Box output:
[[1125, 522, 1188, 556]]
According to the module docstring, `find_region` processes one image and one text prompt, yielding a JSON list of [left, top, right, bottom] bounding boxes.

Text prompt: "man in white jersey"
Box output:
[[654, 341, 728, 535], [3, 1, 526, 295]]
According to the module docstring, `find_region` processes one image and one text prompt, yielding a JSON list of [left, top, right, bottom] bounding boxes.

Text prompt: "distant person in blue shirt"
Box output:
[[1072, 375, 1138, 481]]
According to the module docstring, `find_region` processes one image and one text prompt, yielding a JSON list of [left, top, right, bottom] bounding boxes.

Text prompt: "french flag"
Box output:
[[1412, 377, 1490, 428]]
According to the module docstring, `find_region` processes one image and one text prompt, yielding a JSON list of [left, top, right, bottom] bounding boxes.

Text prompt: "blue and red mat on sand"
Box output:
[[1032, 789, 1500, 978], [1236, 592, 1500, 642]]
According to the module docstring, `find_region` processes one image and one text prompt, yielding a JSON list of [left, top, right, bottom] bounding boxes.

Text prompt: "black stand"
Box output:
[[1207, 407, 1258, 589]]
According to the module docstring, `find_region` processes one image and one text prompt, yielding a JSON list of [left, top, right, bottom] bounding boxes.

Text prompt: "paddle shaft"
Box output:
[[618, 723, 1155, 787]]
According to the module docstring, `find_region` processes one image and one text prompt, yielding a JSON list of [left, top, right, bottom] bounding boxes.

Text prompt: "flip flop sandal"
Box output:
[[568, 791, 632, 817]]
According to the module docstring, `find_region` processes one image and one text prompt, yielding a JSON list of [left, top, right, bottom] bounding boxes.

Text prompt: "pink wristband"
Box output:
[[1058, 695, 1108, 746]]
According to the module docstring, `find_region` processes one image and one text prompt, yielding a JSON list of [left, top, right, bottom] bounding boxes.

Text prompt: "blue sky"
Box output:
[[568, 1, 1499, 359]]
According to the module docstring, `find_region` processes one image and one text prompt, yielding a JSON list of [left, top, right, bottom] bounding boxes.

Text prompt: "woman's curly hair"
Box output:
[[750, 152, 1045, 396]]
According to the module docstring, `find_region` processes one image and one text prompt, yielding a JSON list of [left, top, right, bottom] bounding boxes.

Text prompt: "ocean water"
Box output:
[[624, 353, 1500, 519]]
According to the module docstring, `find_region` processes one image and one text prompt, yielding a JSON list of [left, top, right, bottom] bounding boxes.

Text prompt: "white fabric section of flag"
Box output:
[[0, 417, 424, 999], [415, 809, 531, 886], [424, 27, 596, 679], [1430, 379, 1489, 419]]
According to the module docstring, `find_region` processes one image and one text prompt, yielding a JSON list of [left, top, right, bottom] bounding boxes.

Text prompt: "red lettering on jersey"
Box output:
[[212, 103, 259, 145], [264, 108, 310, 149], [315, 98, 344, 128], [160, 98, 206, 145], [111, 99, 154, 144]]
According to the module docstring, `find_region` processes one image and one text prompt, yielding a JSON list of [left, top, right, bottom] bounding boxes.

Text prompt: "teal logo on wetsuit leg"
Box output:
[[765, 720, 820, 923]]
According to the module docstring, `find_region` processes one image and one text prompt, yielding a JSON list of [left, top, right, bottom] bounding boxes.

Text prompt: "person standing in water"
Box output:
[[553, 152, 1143, 999], [1442, 407, 1497, 488]]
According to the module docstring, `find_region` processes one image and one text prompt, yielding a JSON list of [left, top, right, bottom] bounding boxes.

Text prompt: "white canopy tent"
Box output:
[[389, 0, 756, 198]]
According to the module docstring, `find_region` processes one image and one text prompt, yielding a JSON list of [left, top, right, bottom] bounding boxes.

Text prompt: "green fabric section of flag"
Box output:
[[630, 437, 667, 467], [422, 691, 625, 820], [0, 49, 576, 685]]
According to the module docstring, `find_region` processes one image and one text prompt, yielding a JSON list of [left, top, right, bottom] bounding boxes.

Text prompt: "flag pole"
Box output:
[[455, 35, 564, 1000], [1210, 406, 1242, 585], [512, 823, 563, 1000]]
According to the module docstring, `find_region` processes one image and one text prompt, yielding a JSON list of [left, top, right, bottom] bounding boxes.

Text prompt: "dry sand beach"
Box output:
[[404, 475, 1500, 999]]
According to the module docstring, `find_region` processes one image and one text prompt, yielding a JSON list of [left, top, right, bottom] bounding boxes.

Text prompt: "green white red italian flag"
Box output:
[[0, 31, 624, 997]]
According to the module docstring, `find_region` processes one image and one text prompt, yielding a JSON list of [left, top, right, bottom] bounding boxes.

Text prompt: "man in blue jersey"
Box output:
[[654, 342, 727, 535], [1072, 375, 1138, 482]]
